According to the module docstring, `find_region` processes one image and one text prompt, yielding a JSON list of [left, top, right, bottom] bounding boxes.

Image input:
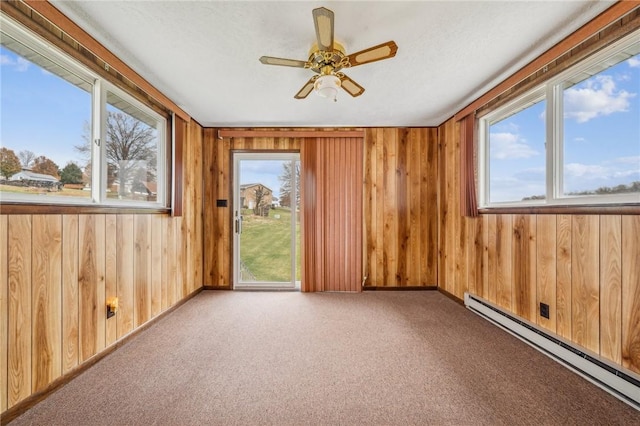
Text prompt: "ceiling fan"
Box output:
[[259, 7, 398, 101]]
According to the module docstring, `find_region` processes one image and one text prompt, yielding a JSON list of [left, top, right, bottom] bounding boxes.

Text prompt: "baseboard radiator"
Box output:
[[464, 293, 640, 410]]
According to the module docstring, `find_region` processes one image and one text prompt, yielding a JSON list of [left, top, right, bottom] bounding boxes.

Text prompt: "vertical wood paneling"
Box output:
[[1, 120, 204, 412], [164, 216, 175, 309], [78, 215, 105, 362], [7, 216, 31, 406], [105, 216, 118, 346], [622, 216, 640, 374], [496, 215, 513, 311], [437, 116, 639, 379], [117, 215, 134, 339], [571, 215, 600, 353], [600, 215, 621, 364], [31, 215, 62, 392], [536, 215, 557, 332], [0, 216, 8, 412], [556, 214, 573, 340], [61, 215, 78, 374], [512, 214, 536, 321], [150, 215, 163, 317], [134, 215, 152, 327], [486, 215, 498, 304], [363, 128, 438, 287]]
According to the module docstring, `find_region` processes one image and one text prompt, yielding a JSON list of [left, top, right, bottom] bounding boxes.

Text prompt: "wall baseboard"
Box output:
[[1, 287, 204, 424], [464, 292, 640, 411], [363, 286, 438, 291]]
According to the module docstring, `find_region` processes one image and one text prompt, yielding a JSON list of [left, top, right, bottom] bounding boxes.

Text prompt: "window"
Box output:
[[480, 31, 640, 207], [0, 15, 166, 207]]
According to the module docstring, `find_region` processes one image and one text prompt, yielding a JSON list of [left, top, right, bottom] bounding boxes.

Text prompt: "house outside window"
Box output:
[[0, 15, 166, 207]]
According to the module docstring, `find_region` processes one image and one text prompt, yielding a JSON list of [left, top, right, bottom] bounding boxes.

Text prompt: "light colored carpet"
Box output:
[[10, 291, 640, 425]]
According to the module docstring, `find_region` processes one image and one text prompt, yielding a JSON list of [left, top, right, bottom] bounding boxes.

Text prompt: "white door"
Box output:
[[233, 153, 300, 290]]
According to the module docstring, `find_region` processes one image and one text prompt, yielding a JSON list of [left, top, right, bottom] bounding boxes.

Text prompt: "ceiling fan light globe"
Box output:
[[314, 75, 341, 101]]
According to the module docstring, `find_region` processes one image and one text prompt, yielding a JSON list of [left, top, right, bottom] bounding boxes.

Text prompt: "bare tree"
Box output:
[[278, 161, 300, 208], [253, 185, 269, 216], [18, 150, 36, 168], [76, 110, 157, 197]]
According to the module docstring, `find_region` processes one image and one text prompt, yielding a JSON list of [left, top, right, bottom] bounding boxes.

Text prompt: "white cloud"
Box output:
[[573, 137, 586, 143], [564, 75, 635, 123], [565, 163, 609, 178], [0, 54, 29, 72], [490, 132, 539, 159], [612, 155, 640, 165], [628, 57, 640, 68]]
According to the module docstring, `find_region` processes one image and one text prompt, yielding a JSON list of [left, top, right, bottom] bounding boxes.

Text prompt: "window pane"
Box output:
[[562, 49, 640, 197], [0, 36, 92, 200], [488, 99, 546, 203], [105, 91, 159, 202]]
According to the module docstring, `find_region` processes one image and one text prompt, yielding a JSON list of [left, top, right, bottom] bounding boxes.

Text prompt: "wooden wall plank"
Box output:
[[105, 216, 118, 346], [150, 215, 163, 317], [556, 214, 573, 340], [61, 215, 78, 374], [116, 215, 134, 339], [134, 215, 152, 327], [31, 215, 62, 392], [536, 215, 557, 333], [203, 129, 216, 286], [7, 215, 32, 407], [600, 215, 621, 365], [486, 215, 497, 304], [571, 215, 600, 353], [423, 129, 438, 286], [512, 214, 536, 321], [622, 216, 640, 374], [0, 216, 8, 412], [163, 216, 174, 310], [496, 214, 513, 311]]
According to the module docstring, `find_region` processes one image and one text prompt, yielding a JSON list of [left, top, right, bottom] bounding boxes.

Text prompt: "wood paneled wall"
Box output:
[[203, 131, 303, 287], [437, 117, 640, 374], [363, 128, 438, 287], [0, 121, 204, 413], [203, 128, 440, 290]]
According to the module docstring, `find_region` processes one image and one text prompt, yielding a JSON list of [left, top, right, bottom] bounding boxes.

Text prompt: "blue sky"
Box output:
[[489, 54, 640, 202], [239, 159, 288, 200], [1, 46, 91, 169], [2, 44, 638, 204]]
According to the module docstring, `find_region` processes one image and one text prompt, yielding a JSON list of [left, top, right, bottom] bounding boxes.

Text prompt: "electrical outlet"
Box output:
[[540, 302, 550, 319]]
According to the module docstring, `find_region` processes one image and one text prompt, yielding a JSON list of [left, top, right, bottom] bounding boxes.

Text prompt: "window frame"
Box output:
[[479, 30, 640, 209], [0, 14, 168, 210]]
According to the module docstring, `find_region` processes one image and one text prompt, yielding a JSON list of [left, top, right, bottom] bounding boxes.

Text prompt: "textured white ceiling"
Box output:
[[50, 1, 615, 127]]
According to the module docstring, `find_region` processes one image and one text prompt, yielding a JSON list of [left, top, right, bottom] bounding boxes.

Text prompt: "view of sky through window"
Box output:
[[1, 46, 91, 171], [488, 54, 640, 203]]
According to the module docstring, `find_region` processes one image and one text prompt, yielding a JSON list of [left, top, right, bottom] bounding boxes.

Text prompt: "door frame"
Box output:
[[232, 151, 300, 290]]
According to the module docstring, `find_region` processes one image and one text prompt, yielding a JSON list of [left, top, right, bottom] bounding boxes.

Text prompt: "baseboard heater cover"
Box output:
[[464, 292, 640, 410]]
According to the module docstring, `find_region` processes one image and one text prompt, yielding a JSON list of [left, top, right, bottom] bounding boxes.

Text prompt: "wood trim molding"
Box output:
[[363, 286, 438, 291], [218, 129, 366, 139], [0, 204, 170, 215], [0, 287, 204, 424], [454, 1, 640, 120], [478, 204, 640, 215], [20, 0, 190, 122], [438, 288, 465, 305]]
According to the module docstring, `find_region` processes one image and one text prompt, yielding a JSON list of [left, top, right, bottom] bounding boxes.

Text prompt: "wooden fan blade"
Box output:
[[347, 41, 398, 67], [312, 7, 334, 51], [294, 77, 317, 99], [259, 56, 308, 68], [339, 74, 365, 97]]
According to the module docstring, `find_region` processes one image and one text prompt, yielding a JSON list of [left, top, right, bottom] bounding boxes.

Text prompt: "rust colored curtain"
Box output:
[[459, 114, 478, 217], [301, 137, 363, 292]]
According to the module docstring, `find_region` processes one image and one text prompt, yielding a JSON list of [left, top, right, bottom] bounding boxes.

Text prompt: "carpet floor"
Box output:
[[10, 290, 640, 425]]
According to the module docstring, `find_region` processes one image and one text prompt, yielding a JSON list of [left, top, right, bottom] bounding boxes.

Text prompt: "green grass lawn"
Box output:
[[240, 207, 301, 283]]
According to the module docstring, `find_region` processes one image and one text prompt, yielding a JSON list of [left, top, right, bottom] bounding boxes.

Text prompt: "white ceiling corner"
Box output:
[[50, 0, 616, 128]]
